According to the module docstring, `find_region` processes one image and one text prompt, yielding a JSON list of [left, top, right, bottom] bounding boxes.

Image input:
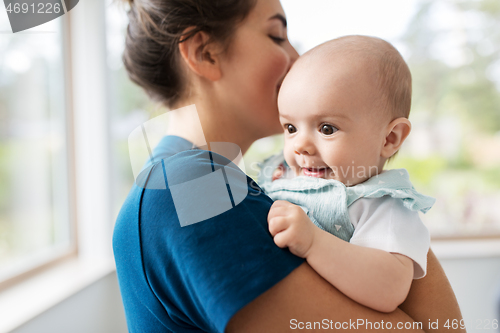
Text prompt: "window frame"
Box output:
[[0, 13, 78, 291], [0, 0, 114, 291]]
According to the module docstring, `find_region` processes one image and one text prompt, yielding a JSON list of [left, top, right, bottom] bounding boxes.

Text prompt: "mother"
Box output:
[[113, 0, 464, 332]]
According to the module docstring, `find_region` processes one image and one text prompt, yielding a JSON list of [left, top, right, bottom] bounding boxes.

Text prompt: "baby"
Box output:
[[259, 35, 435, 313]]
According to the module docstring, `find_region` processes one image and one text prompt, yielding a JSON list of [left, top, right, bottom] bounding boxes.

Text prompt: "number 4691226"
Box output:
[[6, 2, 61, 14]]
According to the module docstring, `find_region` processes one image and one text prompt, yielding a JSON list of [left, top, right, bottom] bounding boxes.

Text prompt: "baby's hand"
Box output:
[[267, 200, 318, 258], [271, 163, 286, 181]]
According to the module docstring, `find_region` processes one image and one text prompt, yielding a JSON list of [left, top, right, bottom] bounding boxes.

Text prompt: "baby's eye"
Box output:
[[286, 124, 297, 134], [320, 124, 338, 135]]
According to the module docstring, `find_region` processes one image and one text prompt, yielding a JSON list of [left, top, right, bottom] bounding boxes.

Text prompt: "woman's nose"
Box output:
[[288, 43, 300, 65], [285, 41, 300, 68], [294, 134, 315, 156]]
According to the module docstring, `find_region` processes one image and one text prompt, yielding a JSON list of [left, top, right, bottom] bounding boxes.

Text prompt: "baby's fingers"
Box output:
[[268, 216, 290, 237], [268, 200, 292, 220], [272, 228, 293, 249], [271, 200, 292, 209]]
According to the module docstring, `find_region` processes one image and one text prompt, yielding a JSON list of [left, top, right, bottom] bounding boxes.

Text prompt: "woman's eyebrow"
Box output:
[[269, 14, 287, 28]]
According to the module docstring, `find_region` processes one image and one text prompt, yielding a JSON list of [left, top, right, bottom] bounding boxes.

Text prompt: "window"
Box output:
[[0, 2, 119, 327], [282, 0, 500, 239], [0, 15, 74, 285], [390, 0, 500, 238]]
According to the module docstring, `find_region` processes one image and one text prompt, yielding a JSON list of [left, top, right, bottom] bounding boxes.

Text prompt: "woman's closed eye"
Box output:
[[320, 124, 338, 135], [270, 35, 286, 44]]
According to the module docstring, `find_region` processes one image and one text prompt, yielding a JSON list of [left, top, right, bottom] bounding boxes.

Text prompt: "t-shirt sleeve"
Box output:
[[139, 149, 304, 332], [348, 196, 430, 279]]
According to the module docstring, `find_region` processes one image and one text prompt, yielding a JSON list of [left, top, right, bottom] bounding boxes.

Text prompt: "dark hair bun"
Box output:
[[122, 0, 256, 108]]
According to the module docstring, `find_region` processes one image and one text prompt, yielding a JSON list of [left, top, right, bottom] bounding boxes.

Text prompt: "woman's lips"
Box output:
[[302, 167, 328, 178]]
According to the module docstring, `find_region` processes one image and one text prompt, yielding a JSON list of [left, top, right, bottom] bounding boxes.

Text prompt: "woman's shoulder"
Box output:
[[138, 142, 271, 227], [135, 135, 246, 189], [144, 147, 249, 192]]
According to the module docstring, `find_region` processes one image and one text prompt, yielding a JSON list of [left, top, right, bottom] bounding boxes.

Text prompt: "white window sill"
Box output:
[[432, 238, 500, 259], [0, 257, 116, 333]]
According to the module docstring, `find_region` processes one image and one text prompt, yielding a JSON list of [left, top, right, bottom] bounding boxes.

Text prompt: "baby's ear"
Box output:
[[381, 117, 411, 158]]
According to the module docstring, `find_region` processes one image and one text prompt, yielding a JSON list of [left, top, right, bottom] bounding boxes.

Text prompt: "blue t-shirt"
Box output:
[[113, 135, 304, 332]]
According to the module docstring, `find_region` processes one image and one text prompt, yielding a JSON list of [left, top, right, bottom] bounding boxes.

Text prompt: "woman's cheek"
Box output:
[[261, 47, 290, 90], [257, 48, 289, 113], [272, 48, 291, 81]]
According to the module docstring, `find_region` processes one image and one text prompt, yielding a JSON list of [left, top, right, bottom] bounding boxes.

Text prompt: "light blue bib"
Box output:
[[258, 154, 435, 242]]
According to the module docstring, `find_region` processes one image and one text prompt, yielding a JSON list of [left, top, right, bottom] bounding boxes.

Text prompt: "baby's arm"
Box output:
[[268, 200, 414, 313], [307, 223, 414, 312]]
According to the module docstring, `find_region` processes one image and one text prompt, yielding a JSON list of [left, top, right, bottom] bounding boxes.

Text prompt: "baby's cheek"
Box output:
[[283, 142, 295, 165]]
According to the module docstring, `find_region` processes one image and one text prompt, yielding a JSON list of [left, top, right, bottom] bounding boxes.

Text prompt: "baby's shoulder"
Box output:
[[348, 169, 435, 214]]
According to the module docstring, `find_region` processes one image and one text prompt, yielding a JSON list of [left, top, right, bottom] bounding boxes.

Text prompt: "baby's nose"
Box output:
[[293, 135, 315, 155]]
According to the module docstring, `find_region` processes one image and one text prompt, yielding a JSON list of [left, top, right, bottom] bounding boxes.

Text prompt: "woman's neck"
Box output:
[[166, 100, 255, 156]]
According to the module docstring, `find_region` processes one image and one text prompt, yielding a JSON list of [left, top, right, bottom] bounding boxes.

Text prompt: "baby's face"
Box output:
[[277, 53, 391, 186]]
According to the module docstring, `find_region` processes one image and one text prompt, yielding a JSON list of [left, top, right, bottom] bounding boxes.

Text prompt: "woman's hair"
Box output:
[[121, 0, 257, 108]]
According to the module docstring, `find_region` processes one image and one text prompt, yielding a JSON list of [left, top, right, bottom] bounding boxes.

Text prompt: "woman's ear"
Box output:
[[178, 28, 222, 82], [381, 117, 411, 158]]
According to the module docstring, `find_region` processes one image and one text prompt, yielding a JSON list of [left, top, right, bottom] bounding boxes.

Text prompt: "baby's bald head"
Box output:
[[294, 35, 412, 120]]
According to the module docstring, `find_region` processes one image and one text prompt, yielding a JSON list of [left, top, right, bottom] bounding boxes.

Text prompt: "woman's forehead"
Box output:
[[247, 0, 286, 24]]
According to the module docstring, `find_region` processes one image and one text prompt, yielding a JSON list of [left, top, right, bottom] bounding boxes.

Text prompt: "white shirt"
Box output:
[[348, 196, 430, 278]]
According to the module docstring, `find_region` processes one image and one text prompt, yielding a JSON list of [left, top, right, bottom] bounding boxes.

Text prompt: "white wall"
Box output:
[[12, 272, 127, 333], [441, 257, 500, 333]]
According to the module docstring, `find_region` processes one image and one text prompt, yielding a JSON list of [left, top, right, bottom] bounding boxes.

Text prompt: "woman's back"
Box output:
[[113, 136, 304, 332]]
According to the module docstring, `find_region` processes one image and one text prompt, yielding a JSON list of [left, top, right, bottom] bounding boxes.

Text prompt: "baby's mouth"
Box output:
[[302, 167, 330, 178]]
